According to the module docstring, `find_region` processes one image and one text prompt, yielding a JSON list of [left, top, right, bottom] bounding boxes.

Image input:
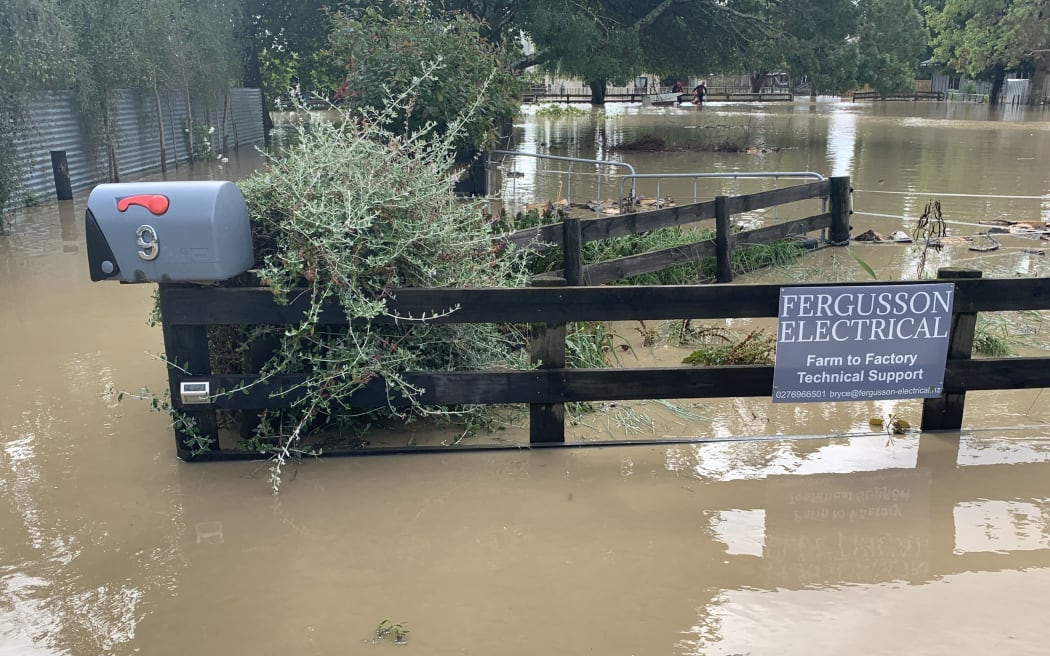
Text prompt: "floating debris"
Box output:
[[525, 198, 569, 212], [980, 219, 1049, 239], [927, 235, 973, 247], [854, 229, 912, 243], [979, 219, 1047, 229], [968, 233, 1000, 252], [854, 229, 885, 242]]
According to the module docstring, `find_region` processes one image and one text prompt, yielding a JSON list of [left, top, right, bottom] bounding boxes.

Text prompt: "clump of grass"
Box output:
[[698, 238, 807, 280], [564, 321, 632, 418], [610, 124, 758, 153], [612, 134, 668, 151], [535, 104, 588, 118], [973, 326, 1012, 356], [682, 328, 776, 365], [531, 229, 806, 286], [567, 322, 631, 368]]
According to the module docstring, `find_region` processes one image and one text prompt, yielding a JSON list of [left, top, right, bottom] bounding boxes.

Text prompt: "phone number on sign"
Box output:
[[773, 390, 827, 400]]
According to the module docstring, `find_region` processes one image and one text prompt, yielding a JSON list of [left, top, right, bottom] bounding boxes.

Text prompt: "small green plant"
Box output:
[[972, 326, 1012, 356], [846, 247, 878, 280], [183, 118, 215, 161], [663, 319, 731, 347], [109, 384, 215, 456], [567, 322, 631, 368], [375, 619, 409, 644]]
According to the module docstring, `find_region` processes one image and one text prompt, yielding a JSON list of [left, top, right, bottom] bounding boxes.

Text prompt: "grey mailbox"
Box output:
[[85, 180, 254, 282]]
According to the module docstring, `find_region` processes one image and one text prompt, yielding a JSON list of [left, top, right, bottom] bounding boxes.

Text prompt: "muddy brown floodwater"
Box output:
[[3, 102, 1050, 655]]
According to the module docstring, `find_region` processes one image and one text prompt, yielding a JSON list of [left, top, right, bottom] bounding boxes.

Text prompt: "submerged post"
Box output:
[[528, 276, 567, 443], [714, 195, 732, 283], [828, 176, 851, 245], [50, 150, 73, 201], [921, 268, 982, 431]]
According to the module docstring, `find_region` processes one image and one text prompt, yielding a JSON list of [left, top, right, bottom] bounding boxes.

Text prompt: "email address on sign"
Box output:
[[828, 387, 940, 400]]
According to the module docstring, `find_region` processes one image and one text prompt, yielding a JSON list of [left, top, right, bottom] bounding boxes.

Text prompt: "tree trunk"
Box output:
[[588, 79, 607, 105], [750, 71, 767, 93], [241, 24, 273, 139], [153, 80, 168, 174], [102, 98, 119, 183], [184, 79, 196, 164], [988, 66, 1006, 106], [166, 95, 179, 171]]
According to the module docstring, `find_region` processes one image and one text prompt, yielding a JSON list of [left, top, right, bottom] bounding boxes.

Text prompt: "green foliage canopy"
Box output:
[[325, 3, 523, 154], [855, 0, 928, 95], [927, 0, 1050, 81], [0, 0, 72, 208]]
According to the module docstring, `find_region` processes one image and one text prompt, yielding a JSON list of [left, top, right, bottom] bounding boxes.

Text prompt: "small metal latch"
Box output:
[[180, 381, 211, 405]]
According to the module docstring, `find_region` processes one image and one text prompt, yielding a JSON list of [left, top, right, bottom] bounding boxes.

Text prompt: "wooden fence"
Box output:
[[523, 86, 794, 104], [156, 175, 1050, 460], [852, 90, 945, 101]]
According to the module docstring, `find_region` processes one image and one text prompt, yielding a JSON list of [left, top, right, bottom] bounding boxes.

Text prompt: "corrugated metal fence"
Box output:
[[12, 87, 263, 206]]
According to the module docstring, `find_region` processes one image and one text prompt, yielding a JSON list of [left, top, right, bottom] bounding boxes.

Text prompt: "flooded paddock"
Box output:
[[3, 101, 1050, 654]]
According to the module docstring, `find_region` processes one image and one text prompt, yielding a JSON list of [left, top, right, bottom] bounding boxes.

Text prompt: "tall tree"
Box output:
[[325, 2, 523, 157], [438, 0, 527, 42], [519, 0, 769, 104], [240, 0, 343, 131], [927, 0, 1050, 104], [779, 0, 861, 96], [854, 0, 927, 95]]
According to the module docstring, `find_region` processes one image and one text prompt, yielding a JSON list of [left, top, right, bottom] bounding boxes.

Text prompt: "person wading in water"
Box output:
[[692, 81, 707, 107]]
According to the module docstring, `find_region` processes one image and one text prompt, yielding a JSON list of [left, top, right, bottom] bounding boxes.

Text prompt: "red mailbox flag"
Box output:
[[117, 194, 170, 215]]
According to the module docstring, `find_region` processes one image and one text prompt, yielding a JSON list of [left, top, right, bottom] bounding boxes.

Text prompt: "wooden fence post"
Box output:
[[921, 268, 982, 431], [50, 150, 73, 201], [562, 216, 583, 286], [529, 276, 567, 443], [714, 195, 733, 283], [159, 283, 219, 459], [828, 176, 851, 245]]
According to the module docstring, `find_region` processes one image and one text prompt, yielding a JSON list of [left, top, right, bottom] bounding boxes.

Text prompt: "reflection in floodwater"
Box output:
[[825, 106, 858, 177], [5, 417, 1050, 654]]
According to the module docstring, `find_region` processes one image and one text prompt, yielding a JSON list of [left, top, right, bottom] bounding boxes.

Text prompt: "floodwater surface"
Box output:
[[3, 101, 1050, 655]]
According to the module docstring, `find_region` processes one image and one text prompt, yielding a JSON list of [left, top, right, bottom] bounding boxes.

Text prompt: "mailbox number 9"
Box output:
[[136, 224, 160, 261]]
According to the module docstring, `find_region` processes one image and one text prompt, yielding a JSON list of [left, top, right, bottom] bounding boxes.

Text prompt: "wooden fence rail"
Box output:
[[161, 269, 1050, 459], [852, 90, 945, 101], [155, 175, 1050, 459]]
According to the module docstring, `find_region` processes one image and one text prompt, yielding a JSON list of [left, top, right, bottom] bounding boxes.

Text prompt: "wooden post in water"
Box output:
[[714, 195, 733, 283], [562, 216, 583, 286], [159, 283, 220, 459], [527, 216, 582, 444], [529, 275, 567, 443], [921, 267, 982, 431], [50, 151, 73, 201], [828, 176, 851, 245]]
